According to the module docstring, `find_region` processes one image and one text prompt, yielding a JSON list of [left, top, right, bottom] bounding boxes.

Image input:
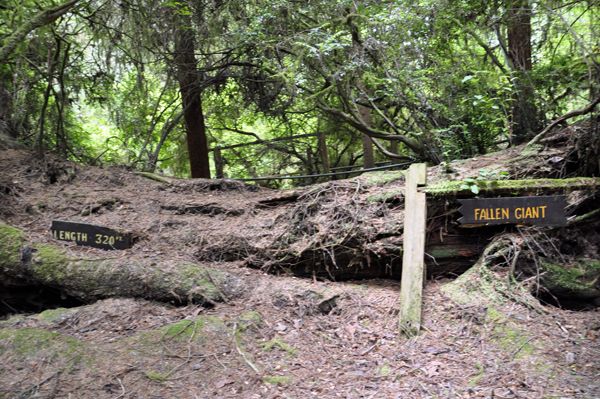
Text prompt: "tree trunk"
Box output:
[[390, 139, 398, 156], [55, 38, 70, 157], [214, 148, 225, 178], [318, 130, 330, 174], [507, 0, 541, 144], [36, 41, 61, 159], [174, 11, 211, 179], [148, 111, 185, 172], [359, 105, 375, 169]]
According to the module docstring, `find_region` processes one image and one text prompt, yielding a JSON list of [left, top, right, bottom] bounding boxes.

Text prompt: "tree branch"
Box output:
[[525, 94, 600, 149], [0, 0, 80, 60], [316, 101, 425, 155]]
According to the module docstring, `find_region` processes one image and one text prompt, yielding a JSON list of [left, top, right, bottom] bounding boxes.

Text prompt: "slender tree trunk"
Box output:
[[148, 111, 184, 172], [390, 139, 398, 157], [37, 41, 60, 159], [507, 0, 540, 144], [318, 130, 330, 174], [214, 148, 225, 178], [359, 105, 375, 169], [55, 38, 70, 157], [0, 82, 13, 138], [174, 11, 211, 179]]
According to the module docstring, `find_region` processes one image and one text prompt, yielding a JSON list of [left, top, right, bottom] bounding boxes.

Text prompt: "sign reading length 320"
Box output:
[[51, 220, 131, 250], [458, 196, 567, 226]]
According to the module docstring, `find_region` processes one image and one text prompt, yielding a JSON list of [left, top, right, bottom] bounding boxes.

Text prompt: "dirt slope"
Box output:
[[1, 144, 599, 398]]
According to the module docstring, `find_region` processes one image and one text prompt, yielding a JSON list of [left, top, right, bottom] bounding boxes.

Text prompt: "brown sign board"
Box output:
[[458, 196, 567, 227], [51, 220, 131, 250]]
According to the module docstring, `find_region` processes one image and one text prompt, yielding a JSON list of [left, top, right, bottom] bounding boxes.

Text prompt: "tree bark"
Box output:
[[390, 139, 398, 156], [214, 148, 225, 178], [359, 105, 375, 169], [36, 41, 61, 159], [318, 130, 330, 174], [507, 0, 541, 144], [148, 111, 185, 172], [174, 10, 211, 179], [55, 37, 70, 157]]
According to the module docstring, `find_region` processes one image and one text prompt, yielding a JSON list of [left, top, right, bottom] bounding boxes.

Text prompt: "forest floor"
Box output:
[[1, 142, 599, 398]]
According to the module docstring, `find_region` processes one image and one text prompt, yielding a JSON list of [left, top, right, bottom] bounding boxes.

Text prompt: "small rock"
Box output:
[[566, 352, 575, 364]]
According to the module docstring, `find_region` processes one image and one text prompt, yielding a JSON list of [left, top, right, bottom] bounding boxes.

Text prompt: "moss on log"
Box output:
[[539, 259, 600, 299], [425, 177, 600, 197], [134, 171, 173, 184], [0, 224, 245, 305]]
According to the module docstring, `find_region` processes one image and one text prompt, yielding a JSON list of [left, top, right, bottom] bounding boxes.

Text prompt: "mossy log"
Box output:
[[134, 171, 173, 184], [424, 177, 600, 197], [0, 223, 245, 306]]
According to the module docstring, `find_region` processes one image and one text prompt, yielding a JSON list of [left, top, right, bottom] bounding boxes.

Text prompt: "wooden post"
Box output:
[[399, 163, 427, 336]]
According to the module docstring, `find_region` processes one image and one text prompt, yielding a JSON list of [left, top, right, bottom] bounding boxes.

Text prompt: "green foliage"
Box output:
[[1, 0, 599, 179], [460, 169, 510, 194]]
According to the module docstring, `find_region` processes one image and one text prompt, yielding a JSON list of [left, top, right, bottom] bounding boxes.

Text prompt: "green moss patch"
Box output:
[[360, 170, 406, 188], [37, 307, 79, 324], [237, 311, 262, 330], [0, 329, 86, 361], [0, 225, 27, 269], [31, 245, 70, 283], [260, 337, 299, 358], [492, 324, 537, 360], [263, 375, 291, 385], [366, 189, 404, 204], [157, 315, 225, 343], [425, 177, 599, 197], [540, 258, 600, 298]]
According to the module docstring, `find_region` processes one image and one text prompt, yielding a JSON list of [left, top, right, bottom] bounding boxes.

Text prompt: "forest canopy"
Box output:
[[1, 0, 599, 184]]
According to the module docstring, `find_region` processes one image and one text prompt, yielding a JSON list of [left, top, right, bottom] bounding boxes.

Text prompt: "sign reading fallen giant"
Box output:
[[458, 195, 567, 226], [51, 220, 131, 250]]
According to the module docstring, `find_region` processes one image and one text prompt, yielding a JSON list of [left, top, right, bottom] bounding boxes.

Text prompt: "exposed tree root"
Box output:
[[442, 235, 548, 313]]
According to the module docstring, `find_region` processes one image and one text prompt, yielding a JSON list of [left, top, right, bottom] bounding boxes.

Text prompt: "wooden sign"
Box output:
[[458, 196, 567, 227], [51, 220, 131, 250]]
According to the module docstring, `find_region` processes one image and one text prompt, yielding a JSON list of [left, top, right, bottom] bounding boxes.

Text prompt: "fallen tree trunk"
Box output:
[[0, 222, 245, 308]]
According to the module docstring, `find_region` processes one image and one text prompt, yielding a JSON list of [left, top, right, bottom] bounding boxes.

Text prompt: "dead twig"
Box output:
[[114, 377, 126, 399], [233, 322, 260, 374]]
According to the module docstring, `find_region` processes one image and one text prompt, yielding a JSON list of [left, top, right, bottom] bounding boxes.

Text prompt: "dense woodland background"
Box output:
[[2, 4, 600, 397], [1, 0, 599, 184]]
